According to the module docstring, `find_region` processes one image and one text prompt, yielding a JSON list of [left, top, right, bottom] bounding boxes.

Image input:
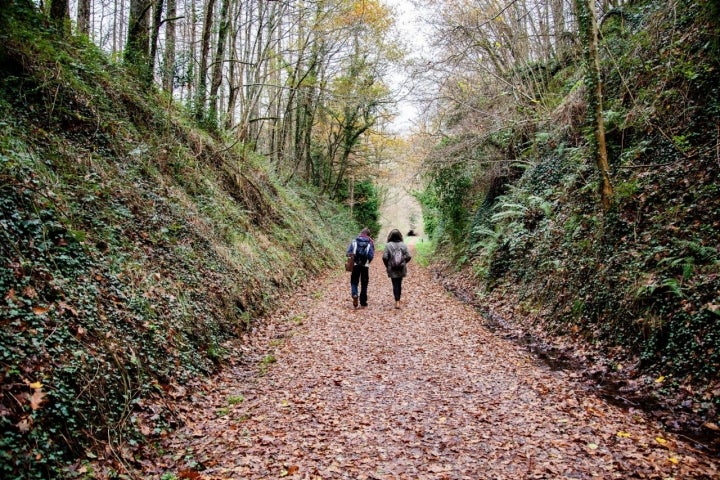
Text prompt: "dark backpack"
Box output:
[[389, 246, 405, 270], [354, 237, 370, 264]]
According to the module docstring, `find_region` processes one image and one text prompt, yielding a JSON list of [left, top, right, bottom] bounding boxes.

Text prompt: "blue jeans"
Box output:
[[350, 265, 369, 306]]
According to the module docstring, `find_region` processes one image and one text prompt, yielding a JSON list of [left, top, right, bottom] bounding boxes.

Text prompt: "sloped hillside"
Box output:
[[0, 6, 354, 478], [423, 0, 719, 443]]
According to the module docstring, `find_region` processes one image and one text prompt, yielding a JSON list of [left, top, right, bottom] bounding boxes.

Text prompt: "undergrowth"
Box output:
[[420, 0, 720, 435], [0, 5, 356, 478]]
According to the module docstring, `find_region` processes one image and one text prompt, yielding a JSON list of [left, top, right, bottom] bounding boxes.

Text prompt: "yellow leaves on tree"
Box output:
[[329, 0, 392, 35], [349, 0, 391, 31]]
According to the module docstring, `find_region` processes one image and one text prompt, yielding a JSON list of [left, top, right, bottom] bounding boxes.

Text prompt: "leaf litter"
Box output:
[[129, 255, 718, 479]]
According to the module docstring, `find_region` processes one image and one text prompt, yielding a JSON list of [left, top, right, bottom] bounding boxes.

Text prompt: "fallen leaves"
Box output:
[[704, 422, 720, 431], [17, 417, 33, 433], [279, 465, 299, 476], [122, 258, 719, 479], [25, 381, 48, 411], [32, 305, 50, 316], [30, 389, 47, 411], [12, 381, 49, 434], [177, 470, 201, 479]]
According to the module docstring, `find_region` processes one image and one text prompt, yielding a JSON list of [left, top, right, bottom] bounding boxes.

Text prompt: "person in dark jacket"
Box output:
[[346, 228, 375, 308], [382, 229, 412, 309]]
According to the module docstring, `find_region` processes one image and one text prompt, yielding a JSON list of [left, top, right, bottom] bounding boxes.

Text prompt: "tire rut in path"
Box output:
[[144, 257, 718, 479]]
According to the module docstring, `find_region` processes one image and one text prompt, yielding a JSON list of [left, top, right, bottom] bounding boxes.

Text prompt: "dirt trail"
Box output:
[[136, 256, 718, 479]]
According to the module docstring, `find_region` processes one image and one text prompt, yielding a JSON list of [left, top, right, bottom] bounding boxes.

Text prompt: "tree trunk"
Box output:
[[184, 0, 198, 104], [268, 3, 282, 163], [349, 174, 355, 215], [552, 0, 567, 58], [162, 0, 176, 93], [126, 0, 152, 83], [209, 0, 231, 128], [76, 0, 91, 36], [49, 0, 70, 34], [224, 0, 240, 129], [149, 0, 165, 85], [113, 0, 122, 54], [575, 0, 613, 210], [195, 0, 217, 122]]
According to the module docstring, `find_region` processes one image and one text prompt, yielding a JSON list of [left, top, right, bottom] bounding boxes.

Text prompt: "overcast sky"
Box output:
[[384, 0, 427, 133]]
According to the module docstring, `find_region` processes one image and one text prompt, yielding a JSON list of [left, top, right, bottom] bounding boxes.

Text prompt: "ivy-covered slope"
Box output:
[[0, 6, 355, 478], [422, 1, 719, 440]]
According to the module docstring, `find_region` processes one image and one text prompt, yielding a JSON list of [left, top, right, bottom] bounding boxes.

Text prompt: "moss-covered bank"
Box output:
[[0, 4, 355, 477], [420, 0, 719, 444]]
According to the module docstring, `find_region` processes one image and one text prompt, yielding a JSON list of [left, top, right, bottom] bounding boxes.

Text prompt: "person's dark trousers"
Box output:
[[391, 277, 403, 301], [351, 265, 370, 306]]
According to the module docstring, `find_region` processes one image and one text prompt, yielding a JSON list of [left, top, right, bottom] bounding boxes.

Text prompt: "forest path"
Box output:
[[137, 255, 718, 479]]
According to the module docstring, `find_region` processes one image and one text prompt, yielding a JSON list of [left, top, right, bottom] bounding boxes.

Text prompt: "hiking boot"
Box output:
[[352, 295, 359, 308]]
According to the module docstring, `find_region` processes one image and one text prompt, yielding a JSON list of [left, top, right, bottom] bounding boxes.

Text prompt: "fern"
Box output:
[[491, 204, 527, 222], [472, 225, 499, 238]]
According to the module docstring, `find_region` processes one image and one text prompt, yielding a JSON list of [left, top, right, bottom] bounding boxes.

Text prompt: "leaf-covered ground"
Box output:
[[128, 255, 718, 479]]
